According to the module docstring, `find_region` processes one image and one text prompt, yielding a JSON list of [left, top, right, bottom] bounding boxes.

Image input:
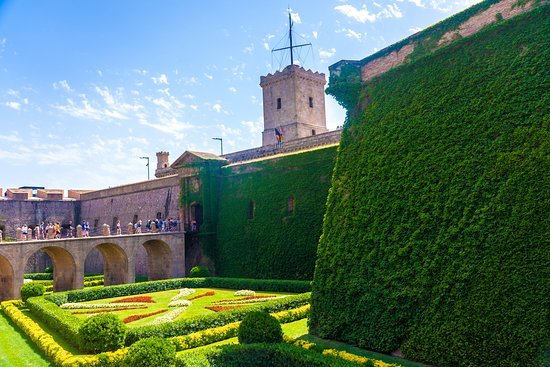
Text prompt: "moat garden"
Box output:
[[0, 270, 429, 367]]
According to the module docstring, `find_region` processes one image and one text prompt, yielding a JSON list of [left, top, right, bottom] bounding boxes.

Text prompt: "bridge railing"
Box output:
[[0, 221, 182, 243]]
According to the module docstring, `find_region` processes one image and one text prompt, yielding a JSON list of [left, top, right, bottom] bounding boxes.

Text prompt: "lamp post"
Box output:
[[212, 137, 223, 156], [139, 156, 150, 180]]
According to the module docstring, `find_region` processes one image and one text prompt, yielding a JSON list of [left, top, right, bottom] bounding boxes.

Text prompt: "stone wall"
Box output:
[[224, 129, 342, 164], [0, 199, 77, 239]]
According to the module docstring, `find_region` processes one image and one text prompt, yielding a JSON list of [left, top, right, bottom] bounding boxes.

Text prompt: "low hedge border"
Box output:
[[2, 299, 310, 367], [1, 300, 128, 367], [125, 293, 310, 345], [45, 277, 310, 305], [170, 304, 310, 351], [176, 343, 364, 367]]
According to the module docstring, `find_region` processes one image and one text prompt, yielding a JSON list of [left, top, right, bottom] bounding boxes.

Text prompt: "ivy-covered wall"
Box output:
[[215, 146, 338, 280], [310, 5, 549, 367]]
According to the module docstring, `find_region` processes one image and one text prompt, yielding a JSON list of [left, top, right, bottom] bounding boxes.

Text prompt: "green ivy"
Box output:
[[215, 146, 338, 280], [311, 6, 549, 367]]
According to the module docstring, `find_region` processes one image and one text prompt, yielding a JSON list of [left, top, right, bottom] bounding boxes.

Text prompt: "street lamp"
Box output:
[[212, 137, 223, 156], [139, 156, 150, 180]]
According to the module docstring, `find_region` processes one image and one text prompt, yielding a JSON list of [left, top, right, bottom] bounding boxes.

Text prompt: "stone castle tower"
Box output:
[[260, 65, 327, 146]]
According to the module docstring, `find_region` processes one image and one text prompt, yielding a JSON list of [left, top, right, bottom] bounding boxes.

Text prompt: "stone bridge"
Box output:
[[0, 232, 185, 300]]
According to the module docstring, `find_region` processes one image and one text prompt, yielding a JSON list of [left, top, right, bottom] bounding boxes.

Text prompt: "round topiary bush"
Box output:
[[123, 337, 176, 367], [20, 282, 45, 302], [79, 313, 127, 353], [238, 311, 283, 344], [189, 266, 210, 278]]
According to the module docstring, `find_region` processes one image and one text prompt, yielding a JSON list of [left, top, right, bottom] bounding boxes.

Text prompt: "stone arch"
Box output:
[[89, 243, 129, 286], [141, 239, 173, 280], [0, 255, 14, 301], [28, 246, 77, 292]]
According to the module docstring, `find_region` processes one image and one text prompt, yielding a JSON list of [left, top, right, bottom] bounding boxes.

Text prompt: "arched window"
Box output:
[[277, 98, 282, 109], [112, 217, 118, 229], [247, 201, 255, 220], [309, 97, 313, 108], [133, 215, 138, 224], [157, 212, 162, 220], [288, 195, 295, 215]]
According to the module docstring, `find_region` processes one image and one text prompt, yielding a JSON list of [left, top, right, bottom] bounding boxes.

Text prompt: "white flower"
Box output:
[[60, 302, 147, 309], [234, 290, 256, 296], [152, 306, 188, 324], [168, 299, 192, 308], [170, 288, 196, 302]]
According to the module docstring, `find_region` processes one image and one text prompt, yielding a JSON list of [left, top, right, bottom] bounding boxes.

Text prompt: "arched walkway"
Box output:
[[142, 240, 173, 280], [38, 247, 76, 292], [91, 243, 129, 286], [0, 255, 14, 301]]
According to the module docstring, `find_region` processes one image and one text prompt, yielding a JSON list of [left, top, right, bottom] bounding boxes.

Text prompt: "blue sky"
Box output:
[[0, 0, 480, 191]]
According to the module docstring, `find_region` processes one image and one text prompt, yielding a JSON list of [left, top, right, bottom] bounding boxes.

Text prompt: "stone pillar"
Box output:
[[34, 227, 39, 240], [128, 223, 134, 235], [102, 224, 110, 236], [76, 224, 82, 238], [47, 229, 54, 240], [16, 228, 21, 242], [0, 229, 2, 242], [151, 221, 157, 233]]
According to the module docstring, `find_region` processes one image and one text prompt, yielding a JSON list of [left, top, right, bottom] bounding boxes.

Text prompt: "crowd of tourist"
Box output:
[[10, 217, 180, 241]]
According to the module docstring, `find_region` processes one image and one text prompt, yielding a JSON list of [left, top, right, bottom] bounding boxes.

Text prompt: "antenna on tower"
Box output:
[[272, 9, 311, 66]]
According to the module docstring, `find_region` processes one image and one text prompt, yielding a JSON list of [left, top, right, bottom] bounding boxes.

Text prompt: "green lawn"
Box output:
[[0, 311, 52, 367], [71, 288, 295, 327]]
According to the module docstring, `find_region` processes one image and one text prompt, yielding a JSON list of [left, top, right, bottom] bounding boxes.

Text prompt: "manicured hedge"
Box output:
[[216, 146, 338, 280], [45, 277, 310, 305], [312, 5, 549, 367], [177, 343, 362, 367], [25, 297, 82, 349]]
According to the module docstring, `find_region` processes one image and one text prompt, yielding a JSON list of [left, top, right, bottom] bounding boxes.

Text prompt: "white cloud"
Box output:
[[5, 101, 21, 110], [0, 133, 21, 143], [319, 48, 336, 59], [204, 73, 214, 80], [334, 4, 377, 23], [217, 124, 241, 138], [379, 3, 403, 19], [243, 44, 254, 55], [338, 28, 365, 41], [409, 26, 422, 33], [312, 31, 318, 39], [151, 74, 168, 85], [133, 69, 148, 76], [189, 105, 198, 111], [240, 118, 262, 135], [53, 80, 74, 92], [7, 89, 18, 97], [290, 10, 302, 24], [212, 103, 223, 113], [151, 98, 172, 110], [228, 87, 237, 93]]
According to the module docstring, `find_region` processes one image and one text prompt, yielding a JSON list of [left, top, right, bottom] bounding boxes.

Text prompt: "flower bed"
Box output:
[[152, 306, 189, 325], [170, 288, 195, 302], [188, 291, 215, 301], [123, 309, 168, 324], [60, 302, 148, 309], [205, 305, 247, 312], [72, 306, 145, 315], [213, 296, 282, 305], [112, 295, 156, 303], [234, 289, 256, 296], [168, 299, 192, 308]]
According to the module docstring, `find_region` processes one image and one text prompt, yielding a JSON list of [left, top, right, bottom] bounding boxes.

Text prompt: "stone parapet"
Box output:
[[80, 174, 180, 200], [223, 129, 342, 164]]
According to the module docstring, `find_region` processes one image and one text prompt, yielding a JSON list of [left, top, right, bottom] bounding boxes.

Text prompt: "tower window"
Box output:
[[309, 97, 313, 108], [312, 129, 316, 136], [277, 98, 281, 109], [247, 201, 255, 219], [287, 195, 295, 215]]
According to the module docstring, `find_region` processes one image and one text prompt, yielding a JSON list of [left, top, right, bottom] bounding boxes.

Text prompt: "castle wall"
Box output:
[[0, 199, 77, 239]]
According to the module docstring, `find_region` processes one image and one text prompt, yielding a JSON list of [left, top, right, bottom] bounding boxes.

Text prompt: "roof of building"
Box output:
[[171, 150, 228, 168]]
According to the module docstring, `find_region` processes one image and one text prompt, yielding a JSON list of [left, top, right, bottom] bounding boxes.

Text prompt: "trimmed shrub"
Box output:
[[238, 311, 283, 344], [23, 272, 53, 280], [79, 313, 127, 353], [44, 266, 53, 274], [123, 337, 176, 367], [20, 282, 45, 302], [189, 266, 211, 277]]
